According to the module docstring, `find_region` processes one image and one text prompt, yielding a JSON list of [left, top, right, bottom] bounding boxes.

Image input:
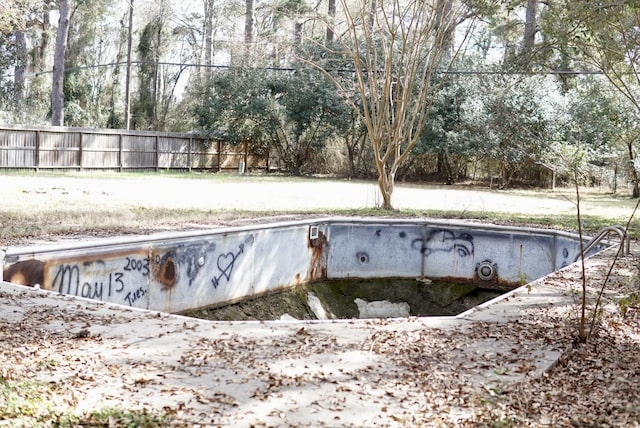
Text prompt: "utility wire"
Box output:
[[5, 60, 609, 80]]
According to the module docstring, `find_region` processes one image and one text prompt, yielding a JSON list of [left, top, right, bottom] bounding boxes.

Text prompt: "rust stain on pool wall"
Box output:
[[308, 229, 327, 281], [151, 250, 177, 288], [3, 259, 45, 286]]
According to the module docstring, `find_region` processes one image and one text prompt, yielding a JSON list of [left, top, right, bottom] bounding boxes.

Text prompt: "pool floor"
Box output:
[[186, 278, 506, 321]]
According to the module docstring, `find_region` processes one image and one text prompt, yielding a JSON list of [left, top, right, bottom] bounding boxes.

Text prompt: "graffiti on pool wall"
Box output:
[[3, 233, 257, 305], [211, 235, 255, 289], [412, 229, 474, 258], [172, 242, 217, 287], [50, 256, 150, 307], [3, 256, 150, 307]]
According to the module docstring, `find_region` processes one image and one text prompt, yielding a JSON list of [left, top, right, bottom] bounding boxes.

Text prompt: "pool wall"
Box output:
[[1, 218, 601, 313], [326, 220, 582, 283]]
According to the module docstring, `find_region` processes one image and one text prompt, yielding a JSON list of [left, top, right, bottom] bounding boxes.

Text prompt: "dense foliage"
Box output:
[[195, 62, 351, 175]]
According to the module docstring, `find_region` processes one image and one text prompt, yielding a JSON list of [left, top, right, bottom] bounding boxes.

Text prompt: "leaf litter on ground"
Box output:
[[0, 243, 638, 426]]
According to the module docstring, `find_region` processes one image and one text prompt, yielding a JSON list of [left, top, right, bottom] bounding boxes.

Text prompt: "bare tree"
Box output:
[[330, 0, 473, 208], [51, 0, 71, 126]]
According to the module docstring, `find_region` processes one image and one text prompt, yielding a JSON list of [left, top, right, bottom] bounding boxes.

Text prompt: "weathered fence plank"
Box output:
[[0, 126, 267, 172]]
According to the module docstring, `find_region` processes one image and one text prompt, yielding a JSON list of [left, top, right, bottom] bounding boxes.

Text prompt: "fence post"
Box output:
[[78, 132, 83, 170], [188, 137, 192, 172], [155, 135, 159, 171], [243, 141, 248, 173], [34, 130, 40, 172], [266, 146, 270, 173], [118, 133, 123, 172], [217, 140, 222, 173]]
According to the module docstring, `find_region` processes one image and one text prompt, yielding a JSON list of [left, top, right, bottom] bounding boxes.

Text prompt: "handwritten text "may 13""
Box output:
[[51, 256, 151, 307]]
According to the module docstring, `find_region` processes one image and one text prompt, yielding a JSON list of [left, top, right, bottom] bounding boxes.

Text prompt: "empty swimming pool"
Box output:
[[1, 217, 614, 316]]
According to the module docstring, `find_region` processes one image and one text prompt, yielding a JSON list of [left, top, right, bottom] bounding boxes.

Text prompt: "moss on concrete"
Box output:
[[186, 286, 313, 321], [420, 281, 478, 307]]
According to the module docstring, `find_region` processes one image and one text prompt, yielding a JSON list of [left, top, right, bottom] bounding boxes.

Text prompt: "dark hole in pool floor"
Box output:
[[185, 278, 509, 321]]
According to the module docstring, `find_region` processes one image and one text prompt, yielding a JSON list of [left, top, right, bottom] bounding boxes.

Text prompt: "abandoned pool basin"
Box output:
[[0, 218, 617, 314]]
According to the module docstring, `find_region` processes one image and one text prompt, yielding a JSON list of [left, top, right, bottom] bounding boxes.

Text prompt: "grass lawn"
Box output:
[[0, 171, 637, 245]]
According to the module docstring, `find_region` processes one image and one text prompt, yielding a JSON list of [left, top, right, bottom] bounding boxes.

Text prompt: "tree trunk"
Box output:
[[377, 167, 394, 209], [435, 0, 455, 53], [628, 140, 640, 198], [153, 23, 161, 127], [326, 0, 336, 43], [37, 1, 50, 72], [373, 144, 395, 209], [294, 22, 303, 44], [369, 0, 376, 27], [51, 0, 71, 126], [523, 0, 537, 51], [244, 0, 254, 57], [204, 0, 214, 78], [14, 30, 27, 105], [124, 0, 134, 130]]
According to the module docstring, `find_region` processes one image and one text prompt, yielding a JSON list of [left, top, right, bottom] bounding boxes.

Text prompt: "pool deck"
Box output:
[[0, 246, 624, 426]]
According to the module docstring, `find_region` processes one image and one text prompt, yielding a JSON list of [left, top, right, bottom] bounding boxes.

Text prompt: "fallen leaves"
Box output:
[[0, 244, 639, 426]]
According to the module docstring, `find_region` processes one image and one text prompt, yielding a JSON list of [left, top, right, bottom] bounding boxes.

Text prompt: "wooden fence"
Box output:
[[0, 126, 269, 172]]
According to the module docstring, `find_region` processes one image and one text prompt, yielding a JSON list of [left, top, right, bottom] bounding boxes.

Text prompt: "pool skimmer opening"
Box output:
[[477, 260, 497, 281]]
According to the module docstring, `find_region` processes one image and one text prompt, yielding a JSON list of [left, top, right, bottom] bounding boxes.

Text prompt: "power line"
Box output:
[[443, 69, 605, 76], [8, 60, 610, 80]]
